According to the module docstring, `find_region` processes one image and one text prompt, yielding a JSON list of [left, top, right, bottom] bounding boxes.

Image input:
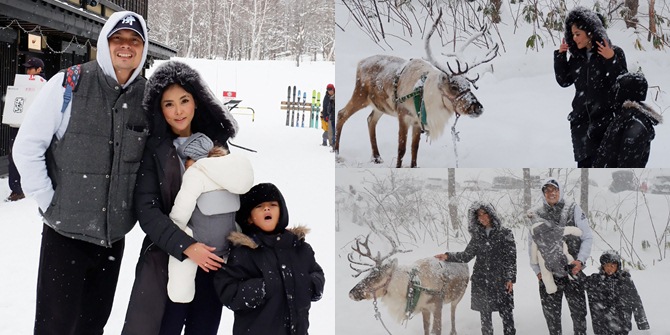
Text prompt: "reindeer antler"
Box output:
[[424, 9, 447, 74], [434, 23, 499, 86], [347, 233, 409, 278], [348, 234, 377, 277]]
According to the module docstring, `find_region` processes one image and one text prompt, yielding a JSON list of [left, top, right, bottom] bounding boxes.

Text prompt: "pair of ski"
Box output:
[[311, 90, 321, 129], [286, 86, 308, 128], [285, 86, 322, 128]]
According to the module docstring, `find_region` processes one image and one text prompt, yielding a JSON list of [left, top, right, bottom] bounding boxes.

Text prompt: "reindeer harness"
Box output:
[[403, 268, 444, 321], [393, 67, 429, 133]]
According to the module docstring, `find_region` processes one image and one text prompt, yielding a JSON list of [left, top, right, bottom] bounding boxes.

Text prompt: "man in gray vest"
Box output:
[[13, 11, 149, 335], [527, 178, 593, 335]]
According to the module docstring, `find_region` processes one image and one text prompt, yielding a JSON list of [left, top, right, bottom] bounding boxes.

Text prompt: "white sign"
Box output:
[[2, 74, 47, 127]]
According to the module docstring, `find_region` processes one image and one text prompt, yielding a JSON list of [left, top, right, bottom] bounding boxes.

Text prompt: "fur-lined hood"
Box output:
[[564, 7, 611, 57], [623, 101, 663, 125], [228, 226, 311, 249], [143, 61, 238, 145], [467, 201, 502, 234]]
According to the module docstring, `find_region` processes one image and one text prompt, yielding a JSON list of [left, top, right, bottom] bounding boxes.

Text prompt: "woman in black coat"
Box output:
[[122, 61, 239, 335], [554, 7, 627, 167], [435, 202, 517, 335], [594, 72, 662, 167], [585, 250, 649, 334], [214, 183, 325, 335]]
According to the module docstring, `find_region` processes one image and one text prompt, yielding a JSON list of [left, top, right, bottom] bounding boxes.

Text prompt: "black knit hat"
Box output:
[[236, 183, 289, 235], [600, 250, 621, 266], [615, 72, 648, 104]]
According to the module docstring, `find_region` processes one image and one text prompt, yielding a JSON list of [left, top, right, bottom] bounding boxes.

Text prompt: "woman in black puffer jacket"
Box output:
[[122, 61, 239, 335], [435, 202, 517, 335], [554, 7, 628, 167]]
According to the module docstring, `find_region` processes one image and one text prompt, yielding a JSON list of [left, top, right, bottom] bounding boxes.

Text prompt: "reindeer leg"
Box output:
[[433, 301, 443, 335], [334, 79, 370, 154], [396, 113, 410, 168], [450, 301, 458, 335], [422, 309, 431, 335], [410, 124, 422, 168], [367, 109, 384, 164]]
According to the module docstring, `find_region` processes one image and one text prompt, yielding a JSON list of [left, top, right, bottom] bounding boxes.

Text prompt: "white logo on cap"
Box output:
[[121, 16, 136, 26]]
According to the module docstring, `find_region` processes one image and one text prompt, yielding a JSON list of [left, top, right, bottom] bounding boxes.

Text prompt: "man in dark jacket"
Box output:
[[554, 7, 627, 167], [13, 11, 149, 334], [594, 72, 662, 167], [5, 57, 47, 202], [586, 250, 649, 334], [527, 179, 593, 335], [321, 83, 335, 147], [436, 202, 517, 335]]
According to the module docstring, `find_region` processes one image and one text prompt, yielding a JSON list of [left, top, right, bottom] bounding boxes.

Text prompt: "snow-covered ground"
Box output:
[[334, 2, 670, 168], [0, 58, 335, 334], [336, 168, 670, 335]]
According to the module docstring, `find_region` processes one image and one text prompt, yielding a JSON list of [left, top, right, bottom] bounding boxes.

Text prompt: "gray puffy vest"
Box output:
[[43, 61, 149, 246], [534, 200, 581, 259]]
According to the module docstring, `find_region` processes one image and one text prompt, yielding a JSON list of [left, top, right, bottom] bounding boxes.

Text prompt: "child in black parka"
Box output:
[[213, 183, 325, 335], [585, 250, 649, 334], [594, 72, 663, 167]]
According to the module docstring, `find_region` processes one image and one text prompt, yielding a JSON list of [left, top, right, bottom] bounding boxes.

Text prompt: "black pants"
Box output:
[[34, 225, 124, 335], [158, 268, 223, 335], [480, 308, 515, 335], [7, 127, 22, 194], [539, 275, 587, 335]]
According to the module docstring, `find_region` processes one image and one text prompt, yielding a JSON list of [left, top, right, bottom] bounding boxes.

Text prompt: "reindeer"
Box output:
[[348, 234, 469, 335], [334, 12, 498, 167]]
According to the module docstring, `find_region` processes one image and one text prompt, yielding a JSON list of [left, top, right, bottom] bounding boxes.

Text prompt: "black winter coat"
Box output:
[[554, 8, 627, 163], [214, 228, 325, 335], [585, 269, 649, 334], [593, 101, 661, 167], [594, 72, 662, 168], [445, 202, 516, 312], [123, 61, 239, 335], [321, 93, 335, 122], [122, 135, 193, 335]]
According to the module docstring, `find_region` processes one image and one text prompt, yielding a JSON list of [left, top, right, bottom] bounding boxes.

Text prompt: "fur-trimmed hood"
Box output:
[[144, 61, 238, 145], [227, 226, 311, 249], [564, 7, 610, 57], [467, 201, 502, 234], [623, 101, 663, 125]]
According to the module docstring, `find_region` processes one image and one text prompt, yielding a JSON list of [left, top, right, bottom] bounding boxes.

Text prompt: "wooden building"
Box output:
[[0, 0, 176, 175]]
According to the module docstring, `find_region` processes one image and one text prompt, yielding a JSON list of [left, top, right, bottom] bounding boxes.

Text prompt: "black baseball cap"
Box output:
[[107, 15, 145, 41], [22, 58, 44, 69]]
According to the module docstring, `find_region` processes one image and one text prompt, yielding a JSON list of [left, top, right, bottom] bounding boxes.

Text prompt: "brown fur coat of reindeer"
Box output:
[[348, 235, 470, 335], [334, 12, 497, 167]]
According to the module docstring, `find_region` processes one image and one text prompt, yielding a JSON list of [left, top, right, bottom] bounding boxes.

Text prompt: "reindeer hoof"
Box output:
[[371, 156, 384, 164]]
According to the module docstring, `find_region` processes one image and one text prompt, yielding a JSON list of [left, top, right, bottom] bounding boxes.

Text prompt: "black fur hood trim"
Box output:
[[467, 201, 502, 234], [143, 61, 238, 144], [623, 101, 663, 125], [564, 7, 610, 57]]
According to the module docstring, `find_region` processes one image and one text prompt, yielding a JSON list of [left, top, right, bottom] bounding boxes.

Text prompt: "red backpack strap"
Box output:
[[60, 64, 81, 114]]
